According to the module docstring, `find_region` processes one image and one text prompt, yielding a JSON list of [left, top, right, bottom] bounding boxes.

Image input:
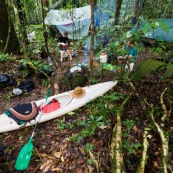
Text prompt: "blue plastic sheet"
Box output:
[[132, 18, 173, 42]]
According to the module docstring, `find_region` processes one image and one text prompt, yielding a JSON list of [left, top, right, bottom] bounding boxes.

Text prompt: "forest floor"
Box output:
[[0, 48, 173, 173]]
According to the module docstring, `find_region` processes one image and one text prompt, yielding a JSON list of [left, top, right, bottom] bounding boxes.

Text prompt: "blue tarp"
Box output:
[[132, 18, 173, 42]]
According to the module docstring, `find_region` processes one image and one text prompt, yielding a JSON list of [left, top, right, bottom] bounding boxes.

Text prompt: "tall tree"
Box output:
[[13, 0, 28, 58], [114, 0, 122, 25], [132, 0, 140, 17], [41, 0, 50, 57], [90, 0, 95, 78], [0, 0, 19, 53]]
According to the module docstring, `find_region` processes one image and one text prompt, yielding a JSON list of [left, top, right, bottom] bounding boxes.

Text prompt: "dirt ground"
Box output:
[[0, 49, 173, 173]]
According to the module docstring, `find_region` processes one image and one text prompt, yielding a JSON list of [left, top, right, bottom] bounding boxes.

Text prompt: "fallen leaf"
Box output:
[[51, 167, 61, 172], [61, 156, 64, 162], [133, 126, 138, 133], [53, 151, 62, 158], [147, 134, 153, 139], [99, 124, 108, 129], [88, 165, 95, 172], [153, 161, 159, 168], [40, 160, 53, 172]]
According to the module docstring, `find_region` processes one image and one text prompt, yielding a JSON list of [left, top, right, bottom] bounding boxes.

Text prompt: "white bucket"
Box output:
[[100, 53, 107, 63]]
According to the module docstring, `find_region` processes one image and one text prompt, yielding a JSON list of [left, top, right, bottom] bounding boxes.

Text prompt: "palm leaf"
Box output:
[[162, 64, 173, 78], [133, 60, 166, 81]]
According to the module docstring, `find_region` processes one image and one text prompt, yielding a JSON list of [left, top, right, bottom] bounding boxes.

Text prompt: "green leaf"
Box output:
[[162, 64, 173, 78], [133, 143, 142, 149], [68, 112, 75, 115], [133, 60, 166, 81], [144, 127, 152, 131], [158, 19, 169, 33], [129, 148, 134, 154]]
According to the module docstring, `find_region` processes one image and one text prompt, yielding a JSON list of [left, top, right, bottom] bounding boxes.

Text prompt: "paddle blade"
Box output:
[[46, 88, 51, 100], [15, 139, 33, 170]]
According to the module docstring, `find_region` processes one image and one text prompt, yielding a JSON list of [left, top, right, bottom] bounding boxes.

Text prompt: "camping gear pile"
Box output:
[[0, 74, 16, 87], [64, 63, 89, 90]]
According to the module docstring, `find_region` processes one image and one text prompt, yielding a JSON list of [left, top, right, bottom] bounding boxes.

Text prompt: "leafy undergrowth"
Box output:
[[0, 50, 173, 173]]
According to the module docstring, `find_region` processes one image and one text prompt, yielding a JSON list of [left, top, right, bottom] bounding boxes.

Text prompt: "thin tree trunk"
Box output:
[[0, 0, 19, 53], [13, 0, 28, 58], [114, 0, 122, 25], [3, 0, 11, 53], [90, 0, 95, 78], [41, 0, 50, 57]]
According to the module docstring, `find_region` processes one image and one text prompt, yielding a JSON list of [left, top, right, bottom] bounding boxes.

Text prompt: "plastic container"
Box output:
[[47, 56, 52, 65], [100, 53, 107, 63]]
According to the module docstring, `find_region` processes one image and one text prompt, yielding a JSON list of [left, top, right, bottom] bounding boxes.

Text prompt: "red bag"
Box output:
[[39, 99, 61, 113]]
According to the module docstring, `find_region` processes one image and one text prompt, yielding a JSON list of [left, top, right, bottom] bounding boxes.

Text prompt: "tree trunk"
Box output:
[[41, 0, 50, 57], [90, 0, 95, 78], [0, 0, 19, 53], [114, 0, 122, 25], [13, 0, 28, 58], [132, 0, 140, 17]]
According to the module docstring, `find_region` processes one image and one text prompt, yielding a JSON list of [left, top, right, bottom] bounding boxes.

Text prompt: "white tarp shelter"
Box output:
[[45, 5, 91, 39]]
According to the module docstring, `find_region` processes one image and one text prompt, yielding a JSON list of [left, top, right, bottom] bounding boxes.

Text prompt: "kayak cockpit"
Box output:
[[38, 93, 72, 115]]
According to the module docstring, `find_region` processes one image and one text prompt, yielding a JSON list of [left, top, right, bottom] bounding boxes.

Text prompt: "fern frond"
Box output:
[[133, 60, 166, 81]]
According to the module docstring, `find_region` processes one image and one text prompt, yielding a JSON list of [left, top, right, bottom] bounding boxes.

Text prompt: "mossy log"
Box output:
[[111, 96, 130, 173], [136, 130, 149, 173]]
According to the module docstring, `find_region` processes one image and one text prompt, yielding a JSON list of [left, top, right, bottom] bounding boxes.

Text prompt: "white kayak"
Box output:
[[0, 81, 117, 133]]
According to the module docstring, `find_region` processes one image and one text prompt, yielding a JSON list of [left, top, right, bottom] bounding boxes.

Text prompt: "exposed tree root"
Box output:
[[111, 96, 130, 173], [160, 88, 171, 121], [129, 82, 169, 173], [148, 105, 169, 173], [136, 130, 149, 173]]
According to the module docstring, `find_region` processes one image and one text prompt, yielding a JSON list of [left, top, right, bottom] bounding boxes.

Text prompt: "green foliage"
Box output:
[[158, 19, 169, 33], [88, 77, 100, 84], [122, 119, 142, 154], [87, 159, 95, 165], [0, 53, 14, 63], [85, 143, 94, 153], [6, 92, 13, 101], [57, 119, 66, 131], [128, 142, 142, 154], [162, 64, 173, 78], [133, 60, 166, 81], [69, 92, 123, 144]]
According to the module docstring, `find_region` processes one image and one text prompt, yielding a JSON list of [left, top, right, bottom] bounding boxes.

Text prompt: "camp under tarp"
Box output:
[[132, 18, 173, 42], [45, 5, 91, 39]]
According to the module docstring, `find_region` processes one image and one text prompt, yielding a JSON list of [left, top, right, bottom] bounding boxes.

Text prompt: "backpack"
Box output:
[[65, 65, 89, 90], [15, 80, 35, 93], [0, 74, 16, 86]]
